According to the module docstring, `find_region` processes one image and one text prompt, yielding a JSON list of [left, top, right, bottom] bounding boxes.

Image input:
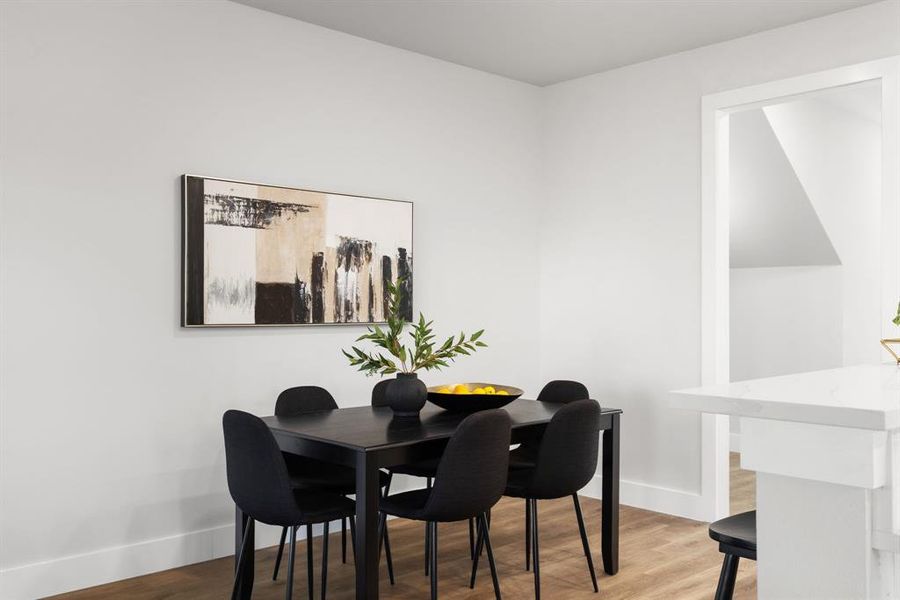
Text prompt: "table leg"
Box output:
[[355, 451, 380, 599], [601, 412, 620, 575], [234, 505, 254, 599]]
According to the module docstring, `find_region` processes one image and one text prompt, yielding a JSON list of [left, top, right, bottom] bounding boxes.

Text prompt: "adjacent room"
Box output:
[[1, 1, 899, 599]]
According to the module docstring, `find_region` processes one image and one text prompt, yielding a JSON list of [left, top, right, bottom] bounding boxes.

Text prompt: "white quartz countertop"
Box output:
[[671, 364, 900, 430]]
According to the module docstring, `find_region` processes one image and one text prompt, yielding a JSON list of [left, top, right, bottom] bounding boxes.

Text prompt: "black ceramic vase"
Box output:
[[386, 372, 427, 418]]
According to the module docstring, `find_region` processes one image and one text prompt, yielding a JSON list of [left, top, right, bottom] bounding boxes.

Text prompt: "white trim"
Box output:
[[730, 432, 741, 453], [0, 479, 426, 600], [699, 56, 900, 523], [580, 475, 710, 522]]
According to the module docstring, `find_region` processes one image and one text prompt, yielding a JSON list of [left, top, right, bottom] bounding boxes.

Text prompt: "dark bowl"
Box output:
[[426, 383, 523, 412]]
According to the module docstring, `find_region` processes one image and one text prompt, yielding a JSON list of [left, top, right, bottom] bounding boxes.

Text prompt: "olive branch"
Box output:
[[341, 278, 486, 376]]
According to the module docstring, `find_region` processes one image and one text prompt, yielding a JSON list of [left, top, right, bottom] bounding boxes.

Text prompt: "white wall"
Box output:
[[730, 266, 844, 382], [0, 1, 542, 597], [540, 0, 900, 517], [765, 90, 883, 367]]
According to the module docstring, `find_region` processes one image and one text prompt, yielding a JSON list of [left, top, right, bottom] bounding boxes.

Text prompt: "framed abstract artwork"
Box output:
[[182, 175, 413, 327]]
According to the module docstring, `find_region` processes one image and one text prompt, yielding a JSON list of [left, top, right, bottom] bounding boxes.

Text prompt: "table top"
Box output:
[[670, 364, 900, 431], [263, 398, 621, 452]]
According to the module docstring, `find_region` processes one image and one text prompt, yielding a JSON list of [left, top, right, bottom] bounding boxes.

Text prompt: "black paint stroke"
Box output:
[[397, 247, 413, 321], [368, 273, 375, 323], [183, 176, 205, 325], [381, 255, 392, 320], [203, 194, 315, 229], [311, 252, 325, 324], [294, 276, 311, 324], [255, 283, 293, 324], [335, 237, 373, 323]]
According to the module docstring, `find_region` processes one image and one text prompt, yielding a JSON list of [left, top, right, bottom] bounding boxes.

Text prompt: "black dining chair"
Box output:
[[371, 379, 478, 572], [273, 386, 394, 584], [503, 398, 601, 599], [509, 380, 589, 470], [379, 409, 512, 600], [709, 511, 756, 600], [224, 409, 356, 600]]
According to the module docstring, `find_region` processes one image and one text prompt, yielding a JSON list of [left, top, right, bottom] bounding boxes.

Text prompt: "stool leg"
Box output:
[[715, 554, 740, 600]]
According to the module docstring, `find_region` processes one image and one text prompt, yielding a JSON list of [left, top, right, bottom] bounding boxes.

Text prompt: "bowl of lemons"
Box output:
[[426, 383, 523, 412]]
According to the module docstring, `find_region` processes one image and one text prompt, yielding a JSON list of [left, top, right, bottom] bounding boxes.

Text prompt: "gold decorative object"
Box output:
[[881, 339, 900, 364]]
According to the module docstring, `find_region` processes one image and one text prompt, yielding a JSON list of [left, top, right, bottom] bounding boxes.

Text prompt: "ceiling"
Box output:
[[233, 0, 880, 86]]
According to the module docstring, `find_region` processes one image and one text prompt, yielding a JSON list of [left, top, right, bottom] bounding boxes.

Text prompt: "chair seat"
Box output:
[[709, 510, 757, 552], [388, 458, 441, 478], [380, 488, 432, 520], [285, 454, 389, 493]]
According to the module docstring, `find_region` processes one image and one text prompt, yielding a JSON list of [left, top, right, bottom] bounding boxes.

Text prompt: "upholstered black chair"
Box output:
[[379, 409, 511, 600], [224, 410, 356, 600], [273, 386, 393, 584], [504, 398, 601, 599], [709, 511, 756, 600], [372, 380, 477, 571], [509, 380, 589, 470]]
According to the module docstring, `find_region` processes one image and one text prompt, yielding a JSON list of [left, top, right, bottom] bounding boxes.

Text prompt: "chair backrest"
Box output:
[[537, 380, 590, 404], [422, 409, 511, 522], [527, 399, 601, 499], [275, 386, 338, 417], [222, 409, 296, 525], [371, 379, 392, 407]]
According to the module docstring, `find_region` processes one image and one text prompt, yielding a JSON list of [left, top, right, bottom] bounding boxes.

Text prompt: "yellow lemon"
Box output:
[[438, 387, 452, 394], [452, 384, 470, 395], [496, 390, 509, 396], [473, 388, 486, 395], [483, 386, 496, 394]]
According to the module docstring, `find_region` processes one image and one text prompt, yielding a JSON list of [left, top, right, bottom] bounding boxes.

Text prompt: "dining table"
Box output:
[[233, 398, 622, 600]]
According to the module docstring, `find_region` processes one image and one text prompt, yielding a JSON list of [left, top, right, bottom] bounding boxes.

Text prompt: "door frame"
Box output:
[[699, 56, 900, 521]]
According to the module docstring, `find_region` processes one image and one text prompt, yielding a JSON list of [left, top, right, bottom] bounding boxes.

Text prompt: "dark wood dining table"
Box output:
[[233, 398, 622, 600]]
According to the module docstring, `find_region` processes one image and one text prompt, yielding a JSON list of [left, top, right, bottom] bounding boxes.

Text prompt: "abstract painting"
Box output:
[[182, 175, 412, 326]]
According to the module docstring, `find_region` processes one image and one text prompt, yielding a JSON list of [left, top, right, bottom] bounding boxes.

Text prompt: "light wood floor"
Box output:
[[48, 455, 756, 600]]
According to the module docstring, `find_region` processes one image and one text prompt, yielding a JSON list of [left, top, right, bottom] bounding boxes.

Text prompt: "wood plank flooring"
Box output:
[[48, 455, 756, 600]]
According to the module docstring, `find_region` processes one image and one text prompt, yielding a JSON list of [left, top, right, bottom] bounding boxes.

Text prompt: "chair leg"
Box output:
[[349, 517, 357, 564], [573, 494, 599, 593], [429, 521, 439, 600], [480, 513, 502, 600], [377, 512, 395, 585], [425, 477, 433, 576], [530, 499, 541, 600], [321, 521, 329, 600], [285, 525, 298, 600], [469, 518, 476, 560], [469, 516, 486, 588], [715, 554, 740, 600], [384, 471, 394, 496], [306, 524, 314, 600], [341, 518, 347, 565], [525, 500, 531, 571], [273, 526, 288, 581], [230, 517, 254, 600]]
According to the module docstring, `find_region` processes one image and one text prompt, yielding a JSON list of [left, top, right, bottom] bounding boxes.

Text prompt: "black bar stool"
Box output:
[[708, 510, 756, 600]]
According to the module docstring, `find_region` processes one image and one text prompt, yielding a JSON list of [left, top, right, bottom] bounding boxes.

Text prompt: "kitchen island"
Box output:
[[672, 364, 900, 599]]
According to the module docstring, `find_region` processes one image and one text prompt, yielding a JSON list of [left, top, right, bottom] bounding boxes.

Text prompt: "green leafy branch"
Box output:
[[342, 277, 486, 376]]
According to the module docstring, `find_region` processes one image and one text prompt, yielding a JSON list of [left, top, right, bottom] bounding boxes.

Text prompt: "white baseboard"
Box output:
[[580, 474, 709, 523], [0, 474, 708, 599], [730, 432, 741, 452], [0, 477, 425, 600]]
